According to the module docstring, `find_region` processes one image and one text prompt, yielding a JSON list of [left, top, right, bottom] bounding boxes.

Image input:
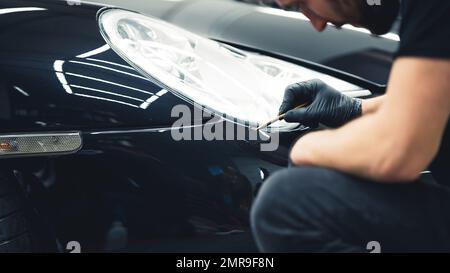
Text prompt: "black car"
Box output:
[[0, 0, 398, 252]]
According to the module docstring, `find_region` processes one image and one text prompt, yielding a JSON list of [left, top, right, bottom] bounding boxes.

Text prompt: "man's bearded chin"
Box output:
[[359, 0, 400, 35]]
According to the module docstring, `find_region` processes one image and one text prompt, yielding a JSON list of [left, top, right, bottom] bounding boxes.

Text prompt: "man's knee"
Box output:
[[252, 166, 340, 210], [252, 166, 336, 216], [251, 168, 295, 230], [250, 166, 344, 251]]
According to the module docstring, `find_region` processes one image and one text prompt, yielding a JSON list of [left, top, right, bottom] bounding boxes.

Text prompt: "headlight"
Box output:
[[99, 9, 368, 130]]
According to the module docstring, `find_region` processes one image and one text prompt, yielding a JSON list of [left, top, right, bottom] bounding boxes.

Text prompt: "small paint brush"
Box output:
[[257, 103, 309, 131]]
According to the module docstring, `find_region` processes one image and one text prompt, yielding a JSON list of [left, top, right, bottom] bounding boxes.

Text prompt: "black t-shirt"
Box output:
[[396, 0, 450, 184]]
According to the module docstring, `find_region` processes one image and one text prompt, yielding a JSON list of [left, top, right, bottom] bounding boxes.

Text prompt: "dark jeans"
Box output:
[[250, 166, 450, 253]]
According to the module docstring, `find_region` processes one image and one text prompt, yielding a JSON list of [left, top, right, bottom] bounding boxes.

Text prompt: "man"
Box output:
[[251, 0, 450, 252]]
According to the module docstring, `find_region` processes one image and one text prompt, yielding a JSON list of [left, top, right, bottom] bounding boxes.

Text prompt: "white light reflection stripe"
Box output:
[[63, 85, 74, 94], [343, 89, 372, 98], [156, 89, 168, 96], [13, 86, 30, 97], [381, 33, 401, 41], [256, 7, 309, 21], [342, 25, 400, 41], [65, 72, 154, 95], [140, 89, 168, 109], [54, 60, 64, 72], [256, 7, 400, 41], [73, 93, 139, 108], [86, 58, 135, 70], [76, 44, 110, 58], [56, 72, 74, 94], [0, 7, 47, 15], [56, 72, 68, 85], [70, 84, 145, 102], [139, 100, 155, 110], [54, 60, 73, 94], [69, 60, 150, 81]]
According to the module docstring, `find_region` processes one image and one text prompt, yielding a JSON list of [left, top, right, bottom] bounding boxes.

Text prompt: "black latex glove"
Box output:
[[279, 79, 363, 128]]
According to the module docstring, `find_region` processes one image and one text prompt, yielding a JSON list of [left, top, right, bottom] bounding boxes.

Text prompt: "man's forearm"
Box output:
[[290, 58, 450, 182], [362, 96, 385, 115], [290, 110, 429, 182], [290, 113, 400, 181]]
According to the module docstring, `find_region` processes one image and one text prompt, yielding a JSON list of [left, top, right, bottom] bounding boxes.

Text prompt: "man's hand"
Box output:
[[279, 79, 363, 128]]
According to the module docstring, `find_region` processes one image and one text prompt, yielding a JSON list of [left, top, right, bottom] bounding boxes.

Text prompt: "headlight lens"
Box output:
[[99, 9, 368, 130]]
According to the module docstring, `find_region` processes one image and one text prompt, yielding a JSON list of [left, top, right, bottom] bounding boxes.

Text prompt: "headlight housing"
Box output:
[[99, 9, 368, 130]]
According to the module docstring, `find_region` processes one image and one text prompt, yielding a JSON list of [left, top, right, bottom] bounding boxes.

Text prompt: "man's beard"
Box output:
[[359, 0, 400, 35]]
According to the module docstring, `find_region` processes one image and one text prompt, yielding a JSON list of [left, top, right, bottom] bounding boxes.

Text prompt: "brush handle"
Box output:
[[257, 103, 309, 130]]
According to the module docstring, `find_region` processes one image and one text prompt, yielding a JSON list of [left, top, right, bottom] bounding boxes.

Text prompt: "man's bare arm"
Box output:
[[290, 57, 450, 182], [362, 96, 384, 115]]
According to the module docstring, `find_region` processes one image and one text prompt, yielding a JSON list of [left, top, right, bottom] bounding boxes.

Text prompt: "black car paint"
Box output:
[[0, 0, 396, 251]]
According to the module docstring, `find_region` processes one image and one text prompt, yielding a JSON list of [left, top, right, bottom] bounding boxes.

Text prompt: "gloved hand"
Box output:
[[279, 79, 363, 128]]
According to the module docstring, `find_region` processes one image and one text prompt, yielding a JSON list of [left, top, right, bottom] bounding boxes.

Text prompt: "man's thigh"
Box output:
[[251, 166, 450, 252]]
